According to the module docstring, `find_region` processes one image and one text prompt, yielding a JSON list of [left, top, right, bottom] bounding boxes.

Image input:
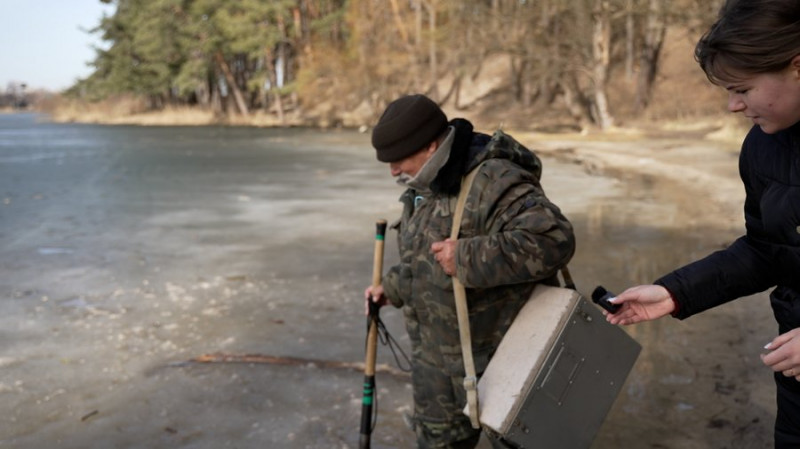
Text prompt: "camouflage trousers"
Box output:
[[409, 353, 482, 449]]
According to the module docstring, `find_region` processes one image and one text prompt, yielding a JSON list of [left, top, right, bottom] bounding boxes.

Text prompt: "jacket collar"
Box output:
[[430, 118, 475, 195]]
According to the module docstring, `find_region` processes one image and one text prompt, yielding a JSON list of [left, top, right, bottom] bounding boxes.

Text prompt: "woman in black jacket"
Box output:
[[606, 0, 800, 446]]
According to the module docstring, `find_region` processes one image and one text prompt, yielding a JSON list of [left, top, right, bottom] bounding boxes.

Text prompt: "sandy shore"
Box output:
[[519, 126, 747, 232]]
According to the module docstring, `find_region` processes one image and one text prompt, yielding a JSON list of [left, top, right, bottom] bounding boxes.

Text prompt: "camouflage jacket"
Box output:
[[382, 122, 576, 376]]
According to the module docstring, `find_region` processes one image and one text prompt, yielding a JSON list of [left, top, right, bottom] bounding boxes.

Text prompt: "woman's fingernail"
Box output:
[[764, 342, 772, 350]]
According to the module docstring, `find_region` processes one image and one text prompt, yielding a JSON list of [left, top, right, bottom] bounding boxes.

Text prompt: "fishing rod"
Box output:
[[359, 219, 386, 449]]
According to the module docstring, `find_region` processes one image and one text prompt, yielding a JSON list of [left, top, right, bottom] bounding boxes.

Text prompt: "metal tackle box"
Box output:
[[470, 285, 641, 448]]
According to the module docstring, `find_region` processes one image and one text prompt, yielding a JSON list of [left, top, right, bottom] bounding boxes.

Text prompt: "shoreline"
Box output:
[[9, 109, 750, 233], [519, 128, 747, 234]]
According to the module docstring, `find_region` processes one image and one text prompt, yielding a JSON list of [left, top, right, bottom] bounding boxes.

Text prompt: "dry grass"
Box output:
[[99, 106, 216, 126], [37, 94, 313, 128], [39, 95, 149, 124]]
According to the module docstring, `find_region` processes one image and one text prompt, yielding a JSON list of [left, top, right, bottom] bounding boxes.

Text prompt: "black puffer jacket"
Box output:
[[657, 122, 800, 323]]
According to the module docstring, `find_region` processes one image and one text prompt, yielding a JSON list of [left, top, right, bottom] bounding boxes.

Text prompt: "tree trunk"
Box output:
[[211, 76, 223, 116], [267, 48, 286, 124], [414, 0, 422, 47], [196, 85, 209, 107], [421, 0, 439, 100], [510, 56, 528, 103], [215, 51, 250, 117], [625, 0, 635, 81], [635, 0, 666, 112], [559, 78, 592, 132], [389, 0, 411, 46], [591, 0, 614, 130], [413, 0, 423, 88], [439, 74, 462, 109]]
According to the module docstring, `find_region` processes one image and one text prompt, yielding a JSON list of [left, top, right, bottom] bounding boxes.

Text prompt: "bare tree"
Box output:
[[635, 0, 666, 111], [215, 52, 249, 116], [591, 0, 615, 129]]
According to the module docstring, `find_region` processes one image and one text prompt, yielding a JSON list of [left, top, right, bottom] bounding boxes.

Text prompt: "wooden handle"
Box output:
[[364, 219, 386, 376], [360, 219, 387, 447], [371, 219, 387, 289]]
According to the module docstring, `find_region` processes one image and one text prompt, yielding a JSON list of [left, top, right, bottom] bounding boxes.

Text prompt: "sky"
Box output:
[[1, 0, 116, 92]]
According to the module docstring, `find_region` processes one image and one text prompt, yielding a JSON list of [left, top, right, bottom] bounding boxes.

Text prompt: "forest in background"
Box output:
[[33, 0, 736, 131]]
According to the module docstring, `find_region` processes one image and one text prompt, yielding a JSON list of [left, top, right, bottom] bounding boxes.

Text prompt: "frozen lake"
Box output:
[[0, 113, 774, 448]]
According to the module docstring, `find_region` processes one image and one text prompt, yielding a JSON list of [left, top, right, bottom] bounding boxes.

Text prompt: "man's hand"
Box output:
[[431, 238, 457, 276], [364, 285, 388, 316]]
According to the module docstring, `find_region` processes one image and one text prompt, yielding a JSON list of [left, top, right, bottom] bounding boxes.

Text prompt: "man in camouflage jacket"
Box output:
[[366, 94, 575, 448]]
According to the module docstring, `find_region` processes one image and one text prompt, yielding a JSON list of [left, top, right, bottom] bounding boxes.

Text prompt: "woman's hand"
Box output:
[[762, 328, 800, 381], [604, 284, 676, 325]]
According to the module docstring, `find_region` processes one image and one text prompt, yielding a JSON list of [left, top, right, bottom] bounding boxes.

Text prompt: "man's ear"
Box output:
[[425, 139, 439, 155]]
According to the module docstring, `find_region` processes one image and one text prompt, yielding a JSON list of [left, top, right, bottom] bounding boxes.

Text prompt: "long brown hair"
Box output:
[[695, 0, 800, 84]]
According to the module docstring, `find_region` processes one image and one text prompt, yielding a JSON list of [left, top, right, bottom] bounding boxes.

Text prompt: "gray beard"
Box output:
[[395, 172, 414, 187]]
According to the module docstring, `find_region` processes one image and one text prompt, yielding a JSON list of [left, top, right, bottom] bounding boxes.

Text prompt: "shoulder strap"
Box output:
[[450, 163, 575, 429], [450, 167, 481, 241], [450, 164, 483, 429]]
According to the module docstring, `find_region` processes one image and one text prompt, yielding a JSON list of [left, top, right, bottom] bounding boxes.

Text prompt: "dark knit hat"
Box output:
[[371, 94, 448, 163]]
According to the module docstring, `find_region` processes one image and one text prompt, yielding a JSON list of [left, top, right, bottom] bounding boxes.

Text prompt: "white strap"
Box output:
[[450, 165, 482, 429]]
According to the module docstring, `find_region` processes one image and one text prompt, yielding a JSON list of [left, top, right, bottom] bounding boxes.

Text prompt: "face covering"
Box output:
[[396, 126, 454, 192]]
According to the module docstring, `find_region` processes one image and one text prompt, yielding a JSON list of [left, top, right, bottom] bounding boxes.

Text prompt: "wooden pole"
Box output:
[[359, 219, 387, 449]]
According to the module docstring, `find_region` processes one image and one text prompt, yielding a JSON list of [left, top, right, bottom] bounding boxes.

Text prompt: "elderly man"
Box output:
[[365, 94, 575, 448]]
